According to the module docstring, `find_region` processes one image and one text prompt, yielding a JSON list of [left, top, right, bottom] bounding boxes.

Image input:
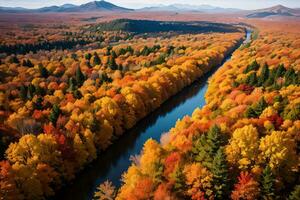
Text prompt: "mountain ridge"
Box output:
[[246, 4, 300, 18], [0, 0, 133, 13]]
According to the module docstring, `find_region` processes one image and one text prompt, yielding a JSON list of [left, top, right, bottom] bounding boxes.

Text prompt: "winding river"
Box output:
[[56, 30, 252, 200]]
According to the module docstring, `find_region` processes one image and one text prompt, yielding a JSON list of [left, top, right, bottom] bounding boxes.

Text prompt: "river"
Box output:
[[55, 30, 252, 200]]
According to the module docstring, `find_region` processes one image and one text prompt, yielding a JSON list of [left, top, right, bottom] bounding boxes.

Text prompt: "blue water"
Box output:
[[56, 30, 251, 200]]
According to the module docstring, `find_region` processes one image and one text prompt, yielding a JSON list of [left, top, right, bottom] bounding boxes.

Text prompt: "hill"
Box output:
[[0, 0, 133, 13], [87, 19, 241, 34], [246, 5, 300, 18], [139, 4, 242, 13]]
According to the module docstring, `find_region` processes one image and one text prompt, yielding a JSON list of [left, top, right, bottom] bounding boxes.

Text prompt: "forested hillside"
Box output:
[[0, 29, 243, 199], [99, 24, 300, 200]]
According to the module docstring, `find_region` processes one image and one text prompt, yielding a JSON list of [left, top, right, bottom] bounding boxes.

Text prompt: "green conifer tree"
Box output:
[[75, 67, 85, 87], [211, 148, 229, 199], [289, 185, 300, 200], [260, 166, 276, 199], [49, 104, 61, 126], [39, 64, 49, 78], [93, 52, 101, 66]]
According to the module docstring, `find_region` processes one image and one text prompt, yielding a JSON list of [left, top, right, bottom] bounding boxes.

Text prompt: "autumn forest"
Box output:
[[0, 1, 300, 200]]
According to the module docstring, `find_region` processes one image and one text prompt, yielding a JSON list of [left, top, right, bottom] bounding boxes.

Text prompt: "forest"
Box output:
[[0, 20, 244, 199], [0, 3, 299, 198], [97, 23, 300, 200]]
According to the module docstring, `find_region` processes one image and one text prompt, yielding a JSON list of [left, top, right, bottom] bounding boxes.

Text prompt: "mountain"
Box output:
[[0, 1, 133, 13], [246, 5, 300, 18], [139, 4, 242, 13]]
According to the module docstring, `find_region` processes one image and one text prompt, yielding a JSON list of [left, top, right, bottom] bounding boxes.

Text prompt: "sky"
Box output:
[[1, 0, 300, 10]]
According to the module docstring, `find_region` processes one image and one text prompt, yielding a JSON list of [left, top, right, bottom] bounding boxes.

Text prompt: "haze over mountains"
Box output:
[[0, 0, 299, 18], [0, 1, 133, 12], [246, 4, 300, 18], [138, 4, 242, 13]]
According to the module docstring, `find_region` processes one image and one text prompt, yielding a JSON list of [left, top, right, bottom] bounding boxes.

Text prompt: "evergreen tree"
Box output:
[[245, 97, 268, 118], [38, 64, 49, 78], [256, 97, 268, 114], [289, 185, 300, 200], [85, 53, 92, 60], [35, 85, 45, 96], [285, 68, 296, 86], [22, 59, 34, 67], [211, 148, 229, 199], [68, 77, 77, 91], [126, 46, 134, 55], [34, 97, 43, 110], [246, 72, 258, 86], [106, 46, 112, 56], [111, 50, 117, 59], [245, 107, 258, 118], [260, 166, 276, 199], [93, 52, 101, 66], [170, 167, 186, 193], [20, 85, 27, 101], [75, 67, 85, 87], [49, 104, 61, 126], [9, 56, 19, 64], [207, 125, 226, 154], [73, 89, 82, 99], [275, 64, 286, 79], [244, 60, 260, 73], [192, 125, 225, 169], [27, 84, 35, 99], [264, 68, 276, 86], [258, 63, 269, 86], [108, 57, 117, 70]]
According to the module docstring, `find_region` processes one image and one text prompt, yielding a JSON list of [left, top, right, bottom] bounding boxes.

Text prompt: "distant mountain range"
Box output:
[[0, 1, 299, 17], [246, 5, 300, 18], [0, 1, 133, 13], [138, 4, 242, 13]]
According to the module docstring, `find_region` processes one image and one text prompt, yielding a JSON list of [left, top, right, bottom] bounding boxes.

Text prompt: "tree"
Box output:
[[85, 53, 92, 60], [275, 64, 286, 79], [245, 72, 258, 86], [92, 52, 101, 66], [289, 185, 300, 200], [260, 166, 275, 199], [94, 181, 117, 200], [39, 64, 49, 78], [225, 125, 259, 169], [258, 63, 269, 86], [211, 148, 229, 199], [245, 98, 268, 118], [191, 125, 225, 169], [22, 59, 34, 67], [170, 166, 186, 193], [28, 84, 36, 99], [108, 57, 117, 70], [75, 67, 85, 87], [20, 85, 27, 100], [106, 46, 112, 56], [244, 60, 260, 74], [49, 104, 61, 126], [34, 97, 43, 110], [9, 56, 19, 64], [231, 172, 260, 200], [68, 77, 77, 91]]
